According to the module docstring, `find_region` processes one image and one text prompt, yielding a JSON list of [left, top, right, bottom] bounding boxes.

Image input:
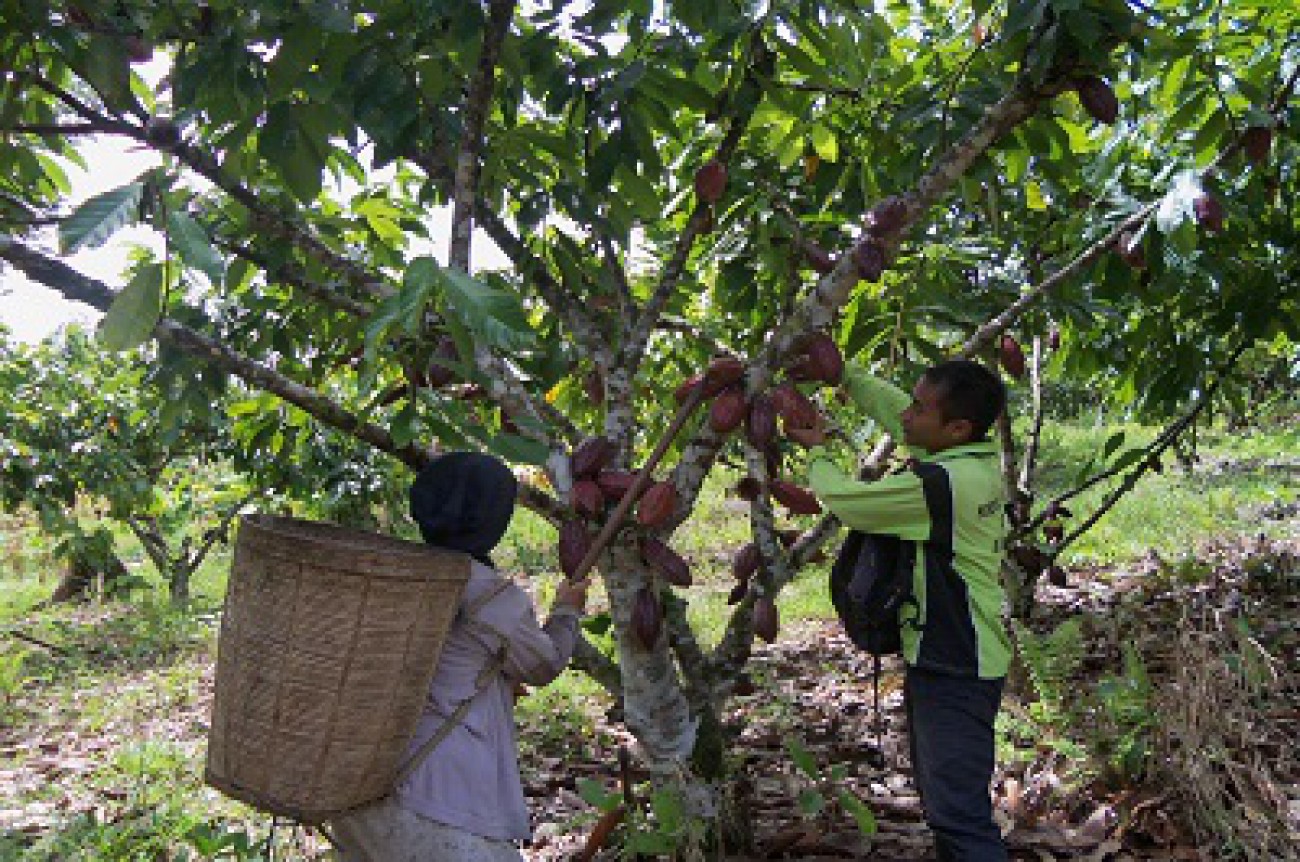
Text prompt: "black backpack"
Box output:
[[829, 529, 917, 656], [829, 529, 917, 767]]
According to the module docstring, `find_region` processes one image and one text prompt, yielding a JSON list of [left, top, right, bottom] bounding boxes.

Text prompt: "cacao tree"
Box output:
[[1, 0, 1297, 828]]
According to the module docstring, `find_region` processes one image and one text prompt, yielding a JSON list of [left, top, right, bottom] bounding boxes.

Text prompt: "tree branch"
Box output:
[[448, 0, 515, 273]]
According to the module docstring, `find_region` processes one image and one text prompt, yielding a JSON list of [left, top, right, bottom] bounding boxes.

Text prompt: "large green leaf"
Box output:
[[438, 268, 538, 353], [97, 263, 164, 352], [167, 212, 226, 285], [59, 180, 146, 254]]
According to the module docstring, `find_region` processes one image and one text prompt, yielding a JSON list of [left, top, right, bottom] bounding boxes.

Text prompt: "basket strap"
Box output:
[[392, 577, 513, 786]]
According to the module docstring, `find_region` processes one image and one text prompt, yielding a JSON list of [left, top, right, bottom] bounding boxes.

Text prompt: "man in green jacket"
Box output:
[[809, 358, 1010, 861]]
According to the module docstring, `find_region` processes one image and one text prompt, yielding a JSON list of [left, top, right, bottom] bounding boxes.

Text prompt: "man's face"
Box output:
[[900, 378, 972, 454]]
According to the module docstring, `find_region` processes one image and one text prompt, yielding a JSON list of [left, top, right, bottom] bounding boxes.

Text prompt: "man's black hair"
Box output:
[[922, 359, 1006, 441]]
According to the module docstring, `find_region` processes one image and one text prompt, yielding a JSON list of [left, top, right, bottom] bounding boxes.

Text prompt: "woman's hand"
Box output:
[[552, 576, 591, 614]]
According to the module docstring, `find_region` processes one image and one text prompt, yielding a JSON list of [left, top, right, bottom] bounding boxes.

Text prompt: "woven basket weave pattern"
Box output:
[[206, 515, 470, 823]]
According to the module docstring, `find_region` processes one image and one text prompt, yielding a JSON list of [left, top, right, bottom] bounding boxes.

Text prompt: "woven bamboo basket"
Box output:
[[205, 514, 471, 823]]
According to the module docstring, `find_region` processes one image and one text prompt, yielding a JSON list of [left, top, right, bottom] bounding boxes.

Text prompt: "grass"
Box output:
[[0, 415, 1295, 859]]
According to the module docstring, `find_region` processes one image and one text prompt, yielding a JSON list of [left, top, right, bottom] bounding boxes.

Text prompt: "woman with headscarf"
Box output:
[[330, 452, 590, 861]]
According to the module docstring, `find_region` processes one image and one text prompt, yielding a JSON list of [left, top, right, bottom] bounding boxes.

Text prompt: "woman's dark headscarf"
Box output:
[[409, 452, 517, 568]]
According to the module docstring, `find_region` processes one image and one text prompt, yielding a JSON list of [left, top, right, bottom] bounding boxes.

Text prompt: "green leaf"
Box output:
[[576, 778, 621, 812], [98, 264, 163, 351], [389, 402, 418, 448], [810, 124, 839, 162], [82, 40, 135, 113], [797, 789, 826, 815], [785, 736, 820, 779], [485, 432, 550, 467], [439, 268, 537, 353], [1101, 431, 1125, 461], [167, 212, 225, 285], [838, 788, 878, 836], [650, 787, 685, 832], [59, 180, 145, 254]]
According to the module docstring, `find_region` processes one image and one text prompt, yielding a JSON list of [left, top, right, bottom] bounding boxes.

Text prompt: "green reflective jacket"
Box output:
[[808, 369, 1012, 679]]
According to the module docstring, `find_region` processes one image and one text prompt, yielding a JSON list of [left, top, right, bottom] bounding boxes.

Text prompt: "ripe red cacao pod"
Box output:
[[1044, 520, 1065, 543], [802, 332, 844, 386], [572, 436, 617, 478], [1242, 125, 1273, 165], [852, 238, 886, 282], [702, 357, 746, 396], [1116, 230, 1146, 270], [785, 418, 827, 448], [584, 368, 604, 405], [709, 386, 747, 434], [770, 480, 822, 515], [694, 160, 727, 204], [786, 354, 816, 383], [769, 383, 798, 417], [1074, 76, 1119, 125], [641, 537, 692, 588], [753, 596, 779, 643], [674, 375, 703, 404], [1048, 327, 1061, 351], [733, 476, 761, 502], [631, 586, 662, 649], [727, 579, 749, 605], [866, 195, 907, 237], [1000, 335, 1026, 380], [558, 520, 592, 579], [637, 480, 678, 527], [1193, 194, 1225, 234], [426, 337, 460, 388], [1046, 565, 1068, 587], [596, 470, 639, 504], [745, 393, 778, 448], [802, 240, 835, 274], [1010, 544, 1047, 575], [732, 542, 761, 581], [571, 479, 605, 518]]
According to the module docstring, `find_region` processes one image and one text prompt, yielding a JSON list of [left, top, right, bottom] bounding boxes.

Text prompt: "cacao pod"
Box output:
[[426, 337, 460, 388], [803, 241, 835, 274], [143, 117, 181, 149], [1242, 125, 1273, 164], [770, 480, 822, 515], [674, 375, 703, 404], [732, 674, 757, 696], [785, 418, 827, 448], [1044, 521, 1064, 543], [1116, 230, 1146, 269], [709, 386, 747, 434], [641, 537, 692, 588], [558, 520, 592, 579], [727, 579, 749, 606], [698, 205, 715, 234], [753, 596, 779, 643], [733, 476, 761, 502], [778, 386, 819, 429], [1074, 76, 1118, 125], [572, 436, 617, 478], [745, 393, 778, 448], [571, 479, 605, 518], [702, 357, 746, 396], [999, 334, 1026, 380], [1048, 327, 1061, 351], [777, 529, 800, 548], [1010, 544, 1047, 575], [694, 160, 727, 204], [631, 587, 662, 649], [802, 332, 844, 386], [1193, 193, 1225, 234], [637, 480, 678, 527], [1046, 565, 1068, 587], [866, 195, 907, 237], [732, 543, 761, 581], [852, 238, 886, 282], [124, 33, 153, 63], [786, 354, 816, 383], [584, 368, 604, 405], [769, 383, 797, 417], [596, 470, 639, 504]]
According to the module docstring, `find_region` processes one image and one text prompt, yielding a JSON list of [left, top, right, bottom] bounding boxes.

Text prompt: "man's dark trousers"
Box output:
[[905, 665, 1007, 861]]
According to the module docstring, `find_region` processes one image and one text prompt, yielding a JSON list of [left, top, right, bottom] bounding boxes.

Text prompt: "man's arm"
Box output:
[[808, 459, 932, 542], [841, 363, 909, 442]]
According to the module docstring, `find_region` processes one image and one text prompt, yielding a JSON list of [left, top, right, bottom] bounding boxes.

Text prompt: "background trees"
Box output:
[[2, 0, 1296, 780]]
